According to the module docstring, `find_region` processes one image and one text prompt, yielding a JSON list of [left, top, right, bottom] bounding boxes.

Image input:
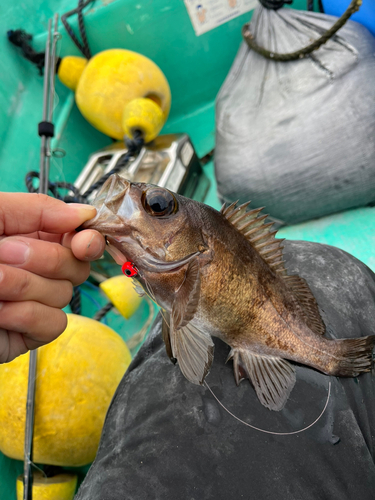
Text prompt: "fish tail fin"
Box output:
[[330, 335, 375, 377]]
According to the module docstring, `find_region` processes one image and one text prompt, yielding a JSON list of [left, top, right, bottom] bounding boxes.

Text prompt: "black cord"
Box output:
[[93, 302, 114, 321], [61, 0, 93, 59], [77, 0, 92, 59], [25, 133, 144, 203], [7, 29, 48, 75], [25, 171, 84, 202], [83, 132, 144, 198], [70, 286, 82, 315]]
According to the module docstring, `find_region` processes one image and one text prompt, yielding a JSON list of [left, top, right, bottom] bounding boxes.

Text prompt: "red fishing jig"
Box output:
[[121, 261, 138, 277]]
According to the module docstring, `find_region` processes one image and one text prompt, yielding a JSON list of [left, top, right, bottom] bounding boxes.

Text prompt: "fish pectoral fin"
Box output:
[[170, 260, 213, 384], [170, 322, 214, 385], [172, 258, 201, 329], [233, 349, 296, 411], [161, 311, 176, 364]]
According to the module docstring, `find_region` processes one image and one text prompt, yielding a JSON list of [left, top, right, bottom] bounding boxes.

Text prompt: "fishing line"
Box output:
[[142, 277, 173, 331], [143, 275, 158, 305], [203, 379, 331, 436], [127, 296, 155, 350]]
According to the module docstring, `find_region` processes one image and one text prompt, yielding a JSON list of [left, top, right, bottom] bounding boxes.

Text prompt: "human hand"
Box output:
[[0, 193, 105, 363]]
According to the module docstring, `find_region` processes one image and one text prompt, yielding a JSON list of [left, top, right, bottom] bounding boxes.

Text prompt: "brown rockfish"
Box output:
[[83, 174, 375, 411]]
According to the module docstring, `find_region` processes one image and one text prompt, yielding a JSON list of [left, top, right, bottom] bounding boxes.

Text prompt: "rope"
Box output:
[[7, 29, 48, 75], [61, 0, 93, 59], [242, 0, 362, 61], [258, 0, 292, 9], [83, 133, 144, 198], [77, 0, 92, 59], [93, 302, 114, 321], [25, 133, 144, 203], [70, 286, 82, 315]]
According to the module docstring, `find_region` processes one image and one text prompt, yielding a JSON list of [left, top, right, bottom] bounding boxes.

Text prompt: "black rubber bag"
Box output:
[[215, 5, 375, 225], [75, 241, 375, 500]]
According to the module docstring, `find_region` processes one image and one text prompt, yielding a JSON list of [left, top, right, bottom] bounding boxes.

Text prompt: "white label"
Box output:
[[184, 0, 257, 36]]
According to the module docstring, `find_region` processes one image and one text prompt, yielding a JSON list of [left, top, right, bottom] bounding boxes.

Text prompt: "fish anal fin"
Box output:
[[231, 349, 296, 411], [284, 275, 326, 335], [172, 259, 201, 330], [170, 322, 214, 385]]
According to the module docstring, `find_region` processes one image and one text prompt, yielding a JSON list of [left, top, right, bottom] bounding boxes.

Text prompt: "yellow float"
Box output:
[[58, 49, 171, 143], [0, 314, 131, 467], [99, 275, 142, 319], [16, 472, 77, 500]]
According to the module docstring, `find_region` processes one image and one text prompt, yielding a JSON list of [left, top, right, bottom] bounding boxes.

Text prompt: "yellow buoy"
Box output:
[[65, 48, 171, 141], [99, 275, 142, 320], [16, 472, 77, 500], [0, 314, 131, 466], [122, 97, 165, 143], [57, 56, 88, 91]]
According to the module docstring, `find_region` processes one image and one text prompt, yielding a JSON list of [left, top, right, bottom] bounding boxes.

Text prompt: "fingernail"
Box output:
[[70, 203, 96, 222], [85, 234, 104, 260], [0, 239, 30, 265], [69, 203, 96, 216]]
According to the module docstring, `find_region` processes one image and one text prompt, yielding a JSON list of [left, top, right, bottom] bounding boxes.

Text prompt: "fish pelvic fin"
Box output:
[[230, 348, 296, 411], [328, 335, 375, 377], [170, 322, 214, 385]]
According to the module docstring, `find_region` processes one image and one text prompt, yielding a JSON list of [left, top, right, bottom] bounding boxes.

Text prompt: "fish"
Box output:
[[82, 174, 375, 411]]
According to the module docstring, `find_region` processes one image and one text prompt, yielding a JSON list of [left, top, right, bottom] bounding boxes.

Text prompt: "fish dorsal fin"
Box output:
[[230, 348, 296, 411], [222, 201, 287, 276], [222, 202, 325, 335], [284, 275, 325, 335], [170, 322, 214, 385]]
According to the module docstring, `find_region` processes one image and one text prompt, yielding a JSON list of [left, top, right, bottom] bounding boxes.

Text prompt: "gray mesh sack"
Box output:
[[215, 6, 375, 225]]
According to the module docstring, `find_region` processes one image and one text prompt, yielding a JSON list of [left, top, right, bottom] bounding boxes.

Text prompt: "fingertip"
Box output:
[[71, 229, 105, 261], [68, 204, 97, 223]]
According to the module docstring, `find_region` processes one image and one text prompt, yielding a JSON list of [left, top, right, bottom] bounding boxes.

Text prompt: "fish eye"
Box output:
[[142, 188, 177, 217]]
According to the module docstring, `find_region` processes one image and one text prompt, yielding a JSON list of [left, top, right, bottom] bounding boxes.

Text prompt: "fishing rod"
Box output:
[[23, 14, 60, 500]]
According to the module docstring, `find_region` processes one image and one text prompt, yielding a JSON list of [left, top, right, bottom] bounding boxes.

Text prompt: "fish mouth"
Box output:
[[142, 251, 201, 273], [105, 235, 201, 274]]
